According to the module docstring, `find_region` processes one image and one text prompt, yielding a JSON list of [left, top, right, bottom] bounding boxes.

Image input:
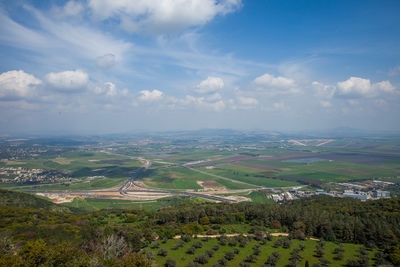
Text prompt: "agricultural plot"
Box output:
[[197, 164, 300, 188], [147, 236, 377, 267], [141, 167, 257, 190]]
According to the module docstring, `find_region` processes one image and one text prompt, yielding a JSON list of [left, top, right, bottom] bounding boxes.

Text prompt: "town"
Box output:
[[0, 167, 70, 184]]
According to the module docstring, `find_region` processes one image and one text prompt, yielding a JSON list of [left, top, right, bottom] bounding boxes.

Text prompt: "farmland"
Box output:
[[147, 236, 377, 267], [0, 131, 399, 207]]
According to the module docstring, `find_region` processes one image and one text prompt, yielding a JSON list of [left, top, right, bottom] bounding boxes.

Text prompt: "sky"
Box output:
[[0, 0, 399, 135]]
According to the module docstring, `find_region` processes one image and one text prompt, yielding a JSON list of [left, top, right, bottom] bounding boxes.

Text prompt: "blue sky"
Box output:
[[0, 0, 399, 135]]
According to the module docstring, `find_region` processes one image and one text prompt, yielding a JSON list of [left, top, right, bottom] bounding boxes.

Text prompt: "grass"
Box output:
[[147, 236, 378, 267], [8, 177, 127, 191], [62, 196, 210, 211], [246, 191, 274, 203], [198, 165, 300, 187], [62, 197, 154, 211]]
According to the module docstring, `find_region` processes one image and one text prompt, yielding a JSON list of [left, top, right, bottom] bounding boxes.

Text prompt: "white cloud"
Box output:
[[312, 81, 334, 98], [0, 70, 41, 100], [0, 7, 131, 63], [374, 80, 395, 93], [88, 0, 242, 34], [253, 73, 299, 94], [335, 77, 396, 98], [44, 70, 89, 92], [254, 73, 295, 88], [336, 77, 372, 97], [139, 89, 164, 101], [237, 96, 258, 106], [195, 76, 224, 94], [96, 53, 116, 68], [104, 82, 118, 97]]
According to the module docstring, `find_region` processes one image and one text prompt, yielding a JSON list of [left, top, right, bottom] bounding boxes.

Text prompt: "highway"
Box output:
[[26, 158, 237, 203]]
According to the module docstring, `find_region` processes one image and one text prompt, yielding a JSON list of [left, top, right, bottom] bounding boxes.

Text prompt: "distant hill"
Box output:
[[0, 189, 71, 212]]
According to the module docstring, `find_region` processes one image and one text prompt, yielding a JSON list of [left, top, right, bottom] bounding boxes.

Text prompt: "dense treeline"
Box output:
[[155, 196, 400, 247], [1, 190, 400, 265]]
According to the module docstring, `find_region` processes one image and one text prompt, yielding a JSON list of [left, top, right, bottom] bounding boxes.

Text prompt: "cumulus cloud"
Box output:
[[44, 70, 89, 92], [88, 0, 242, 34], [312, 81, 334, 98], [335, 77, 396, 98], [195, 76, 224, 94], [0, 70, 41, 100], [139, 89, 164, 101], [253, 73, 299, 94], [92, 82, 118, 97], [254, 73, 295, 88], [96, 53, 116, 68], [375, 80, 395, 93]]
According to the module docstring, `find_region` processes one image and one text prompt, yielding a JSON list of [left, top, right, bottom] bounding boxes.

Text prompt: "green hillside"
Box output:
[[0, 189, 71, 212]]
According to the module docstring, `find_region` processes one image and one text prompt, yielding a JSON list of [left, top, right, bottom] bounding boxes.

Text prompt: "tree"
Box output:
[[158, 248, 168, 257], [194, 254, 209, 264], [319, 258, 330, 266], [119, 253, 152, 267], [315, 246, 324, 258], [205, 249, 214, 257], [186, 247, 195, 254], [245, 254, 257, 263], [101, 234, 129, 259], [193, 241, 202, 248], [165, 258, 176, 267], [283, 238, 292, 249], [225, 251, 235, 261]]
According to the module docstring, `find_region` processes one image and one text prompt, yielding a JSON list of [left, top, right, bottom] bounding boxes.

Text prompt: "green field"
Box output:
[[62, 196, 211, 211], [147, 236, 377, 267], [141, 167, 257, 190]]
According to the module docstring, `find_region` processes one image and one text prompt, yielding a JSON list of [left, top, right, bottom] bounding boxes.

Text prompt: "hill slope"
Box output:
[[0, 189, 71, 212]]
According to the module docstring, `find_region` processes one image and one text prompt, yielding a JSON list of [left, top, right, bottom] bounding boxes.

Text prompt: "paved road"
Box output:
[[118, 166, 147, 195]]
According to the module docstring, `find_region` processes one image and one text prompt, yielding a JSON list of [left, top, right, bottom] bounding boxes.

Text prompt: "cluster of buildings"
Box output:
[[0, 167, 70, 184], [268, 181, 392, 203]]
